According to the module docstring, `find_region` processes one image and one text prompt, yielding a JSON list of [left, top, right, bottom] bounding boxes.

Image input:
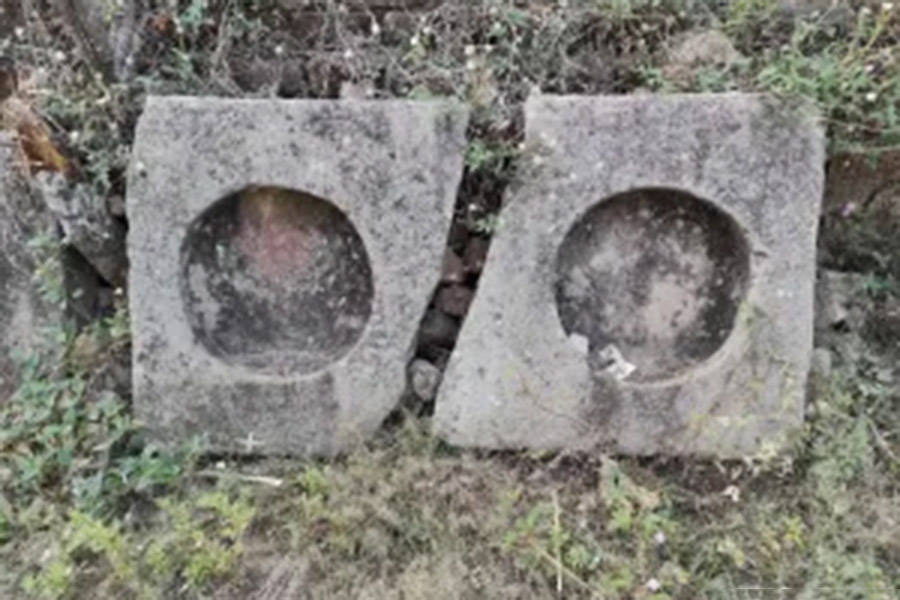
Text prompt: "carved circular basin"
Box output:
[[554, 188, 750, 383], [181, 186, 374, 375]]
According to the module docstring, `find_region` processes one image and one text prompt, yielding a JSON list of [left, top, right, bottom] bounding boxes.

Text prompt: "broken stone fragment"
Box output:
[[814, 269, 867, 334], [408, 359, 442, 403], [35, 172, 128, 287], [418, 308, 460, 350], [666, 29, 742, 69], [440, 249, 466, 284], [662, 29, 742, 85], [0, 133, 60, 400], [436, 285, 475, 318], [229, 56, 282, 94]]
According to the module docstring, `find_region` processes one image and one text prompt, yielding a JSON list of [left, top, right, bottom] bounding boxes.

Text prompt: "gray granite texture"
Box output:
[[434, 93, 825, 458], [0, 133, 58, 401], [128, 97, 468, 455]]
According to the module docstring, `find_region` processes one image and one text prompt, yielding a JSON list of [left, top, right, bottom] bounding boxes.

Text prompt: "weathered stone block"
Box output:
[[0, 134, 58, 400], [435, 94, 824, 458], [128, 97, 468, 455]]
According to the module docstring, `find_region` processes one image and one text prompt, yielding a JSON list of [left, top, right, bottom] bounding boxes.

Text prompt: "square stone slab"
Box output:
[[435, 94, 824, 458], [128, 97, 468, 455]]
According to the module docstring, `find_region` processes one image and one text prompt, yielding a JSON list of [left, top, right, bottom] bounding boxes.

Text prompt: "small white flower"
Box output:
[[866, 91, 878, 102], [861, 6, 872, 15], [882, 2, 894, 11], [52, 50, 67, 63], [343, 48, 355, 60], [723, 485, 741, 503], [653, 531, 667, 546], [14, 27, 25, 39], [370, 20, 381, 37], [410, 34, 420, 47], [68, 130, 80, 143], [274, 44, 285, 57], [646, 578, 662, 592], [464, 44, 477, 57], [422, 26, 434, 36]]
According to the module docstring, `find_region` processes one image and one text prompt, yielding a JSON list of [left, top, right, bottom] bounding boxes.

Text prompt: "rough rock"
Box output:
[[128, 97, 468, 456], [435, 94, 825, 458], [418, 308, 460, 350], [0, 133, 59, 400], [814, 269, 867, 334], [436, 285, 474, 317], [810, 348, 833, 380], [36, 172, 128, 287], [339, 81, 375, 100], [667, 30, 741, 68], [305, 53, 349, 98], [446, 219, 470, 250], [440, 249, 466, 284], [408, 359, 442, 402], [463, 236, 489, 274], [661, 29, 743, 88], [229, 56, 281, 94]]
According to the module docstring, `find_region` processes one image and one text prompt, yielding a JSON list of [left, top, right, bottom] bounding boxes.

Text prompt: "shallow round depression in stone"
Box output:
[[554, 188, 750, 383], [181, 186, 374, 375]]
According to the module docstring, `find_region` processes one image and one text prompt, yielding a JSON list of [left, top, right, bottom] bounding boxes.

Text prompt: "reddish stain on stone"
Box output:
[[236, 188, 320, 282]]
